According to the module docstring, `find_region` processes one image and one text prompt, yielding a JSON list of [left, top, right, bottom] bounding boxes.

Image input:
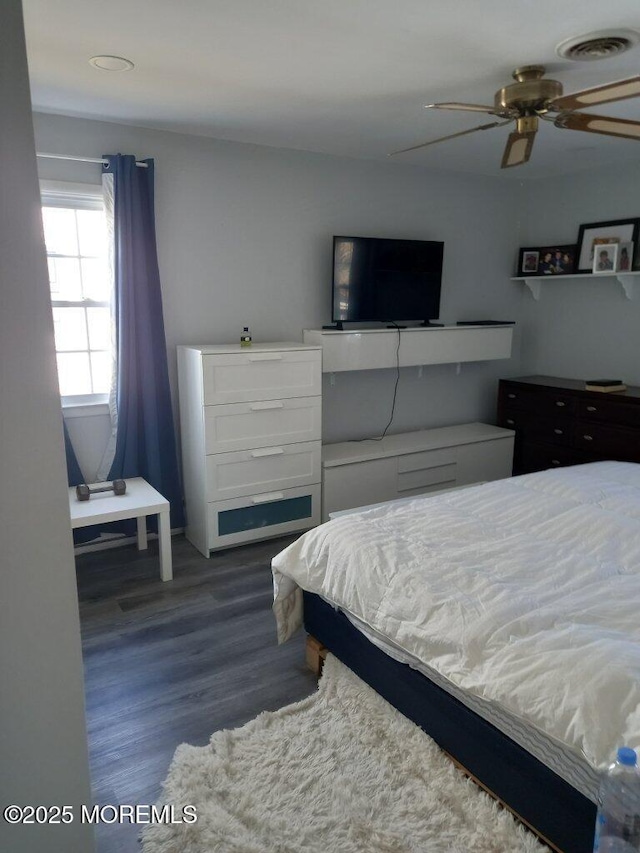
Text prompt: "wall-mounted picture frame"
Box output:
[[617, 241, 634, 272], [592, 242, 618, 274], [575, 219, 640, 273], [517, 245, 576, 276]]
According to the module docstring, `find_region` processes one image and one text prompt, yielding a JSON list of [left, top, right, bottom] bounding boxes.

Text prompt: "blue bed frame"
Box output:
[[303, 591, 596, 853]]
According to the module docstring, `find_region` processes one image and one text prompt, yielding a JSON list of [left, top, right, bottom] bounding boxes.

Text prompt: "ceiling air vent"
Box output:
[[557, 29, 640, 61]]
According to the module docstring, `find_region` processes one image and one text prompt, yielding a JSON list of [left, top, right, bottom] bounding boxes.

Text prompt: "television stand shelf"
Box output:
[[303, 324, 513, 373]]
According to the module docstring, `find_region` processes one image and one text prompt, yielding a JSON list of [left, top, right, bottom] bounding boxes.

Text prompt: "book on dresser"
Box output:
[[584, 379, 627, 393], [497, 375, 640, 475]]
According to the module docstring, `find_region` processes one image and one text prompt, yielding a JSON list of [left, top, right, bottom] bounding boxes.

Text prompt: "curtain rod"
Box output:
[[36, 152, 148, 168]]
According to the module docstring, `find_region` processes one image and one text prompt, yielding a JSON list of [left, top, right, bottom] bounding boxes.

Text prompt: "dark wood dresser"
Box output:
[[497, 375, 640, 475]]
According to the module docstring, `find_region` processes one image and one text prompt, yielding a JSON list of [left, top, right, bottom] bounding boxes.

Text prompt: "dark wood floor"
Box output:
[[76, 533, 317, 853]]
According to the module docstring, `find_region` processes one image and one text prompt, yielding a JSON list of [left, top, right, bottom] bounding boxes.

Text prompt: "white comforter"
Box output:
[[272, 461, 640, 771]]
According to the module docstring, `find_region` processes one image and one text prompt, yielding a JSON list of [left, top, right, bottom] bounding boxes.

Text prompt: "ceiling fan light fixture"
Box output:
[[89, 55, 135, 72], [556, 29, 640, 61]]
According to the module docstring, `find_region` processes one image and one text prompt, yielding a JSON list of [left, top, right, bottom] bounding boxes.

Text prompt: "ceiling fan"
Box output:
[[392, 65, 640, 168]]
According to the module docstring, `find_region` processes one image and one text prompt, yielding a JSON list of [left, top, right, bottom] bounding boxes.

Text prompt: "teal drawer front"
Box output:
[[218, 495, 312, 536]]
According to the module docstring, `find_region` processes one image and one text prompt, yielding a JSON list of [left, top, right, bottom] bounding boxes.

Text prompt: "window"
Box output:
[[41, 182, 112, 403]]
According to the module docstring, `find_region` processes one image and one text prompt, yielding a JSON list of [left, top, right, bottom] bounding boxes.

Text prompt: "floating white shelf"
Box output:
[[511, 272, 640, 301], [303, 324, 514, 373]]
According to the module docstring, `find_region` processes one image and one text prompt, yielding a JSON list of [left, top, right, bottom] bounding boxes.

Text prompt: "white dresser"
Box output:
[[321, 422, 514, 521], [177, 343, 322, 556]]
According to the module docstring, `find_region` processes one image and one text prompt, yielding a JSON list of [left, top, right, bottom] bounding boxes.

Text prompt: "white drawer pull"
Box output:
[[553, 428, 563, 435], [555, 401, 566, 407], [583, 434, 593, 441], [251, 447, 284, 458], [507, 393, 516, 399], [248, 354, 283, 361], [551, 459, 561, 466], [251, 491, 284, 504], [250, 401, 285, 411], [506, 418, 515, 426], [587, 406, 597, 412]]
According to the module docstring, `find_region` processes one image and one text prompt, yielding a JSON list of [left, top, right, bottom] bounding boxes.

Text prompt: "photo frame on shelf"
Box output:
[[517, 245, 576, 276], [592, 242, 618, 274], [519, 249, 539, 274], [617, 242, 634, 272], [575, 219, 640, 273]]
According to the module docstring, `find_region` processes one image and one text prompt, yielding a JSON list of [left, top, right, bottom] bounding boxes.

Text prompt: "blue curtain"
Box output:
[[63, 418, 84, 486], [64, 417, 101, 544], [103, 154, 184, 530]]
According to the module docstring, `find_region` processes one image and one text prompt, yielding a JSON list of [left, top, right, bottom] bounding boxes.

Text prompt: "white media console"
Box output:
[[303, 324, 513, 372], [321, 422, 515, 521], [302, 326, 515, 519]]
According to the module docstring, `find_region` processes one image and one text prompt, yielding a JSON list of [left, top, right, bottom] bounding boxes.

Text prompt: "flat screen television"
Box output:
[[332, 235, 444, 326]]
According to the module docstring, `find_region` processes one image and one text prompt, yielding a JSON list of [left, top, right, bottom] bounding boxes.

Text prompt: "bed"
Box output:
[[272, 460, 640, 853]]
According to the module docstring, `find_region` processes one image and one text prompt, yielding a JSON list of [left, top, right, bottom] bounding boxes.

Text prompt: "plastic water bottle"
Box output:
[[240, 326, 252, 348], [593, 747, 640, 852]]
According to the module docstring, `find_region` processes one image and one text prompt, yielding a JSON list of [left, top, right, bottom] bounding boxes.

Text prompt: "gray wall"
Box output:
[[33, 112, 523, 467], [35, 111, 640, 471], [516, 163, 640, 385], [0, 3, 94, 851]]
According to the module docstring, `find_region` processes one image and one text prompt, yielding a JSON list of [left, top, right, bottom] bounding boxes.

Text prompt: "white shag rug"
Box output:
[[142, 655, 547, 853]]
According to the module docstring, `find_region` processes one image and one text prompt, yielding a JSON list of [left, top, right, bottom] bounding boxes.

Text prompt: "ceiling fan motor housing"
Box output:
[[495, 66, 563, 114]]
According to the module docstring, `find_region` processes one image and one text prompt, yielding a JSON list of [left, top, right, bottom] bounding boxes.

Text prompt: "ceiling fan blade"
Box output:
[[425, 102, 498, 114], [501, 131, 535, 169], [551, 76, 640, 112], [555, 111, 640, 141], [390, 119, 513, 156]]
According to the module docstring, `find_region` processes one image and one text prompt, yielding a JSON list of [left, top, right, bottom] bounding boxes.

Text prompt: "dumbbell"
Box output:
[[76, 479, 127, 501]]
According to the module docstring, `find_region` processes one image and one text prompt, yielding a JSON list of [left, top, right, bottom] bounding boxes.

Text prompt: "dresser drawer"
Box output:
[[500, 384, 577, 417], [397, 447, 457, 496], [580, 398, 640, 429], [397, 447, 456, 473], [573, 422, 640, 460], [397, 464, 457, 496], [206, 441, 321, 502], [526, 417, 573, 447], [520, 442, 592, 474], [204, 397, 321, 454], [499, 385, 541, 411], [497, 411, 523, 431], [208, 484, 321, 549], [498, 411, 572, 445], [202, 349, 321, 405]]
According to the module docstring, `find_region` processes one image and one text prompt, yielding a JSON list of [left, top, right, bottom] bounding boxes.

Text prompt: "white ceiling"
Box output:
[[22, 0, 640, 179]]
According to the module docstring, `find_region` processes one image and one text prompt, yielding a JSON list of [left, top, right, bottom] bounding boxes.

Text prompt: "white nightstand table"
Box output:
[[68, 477, 172, 581]]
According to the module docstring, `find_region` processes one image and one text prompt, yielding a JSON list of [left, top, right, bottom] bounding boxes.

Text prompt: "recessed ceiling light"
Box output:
[[89, 55, 134, 72], [556, 29, 640, 61]]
